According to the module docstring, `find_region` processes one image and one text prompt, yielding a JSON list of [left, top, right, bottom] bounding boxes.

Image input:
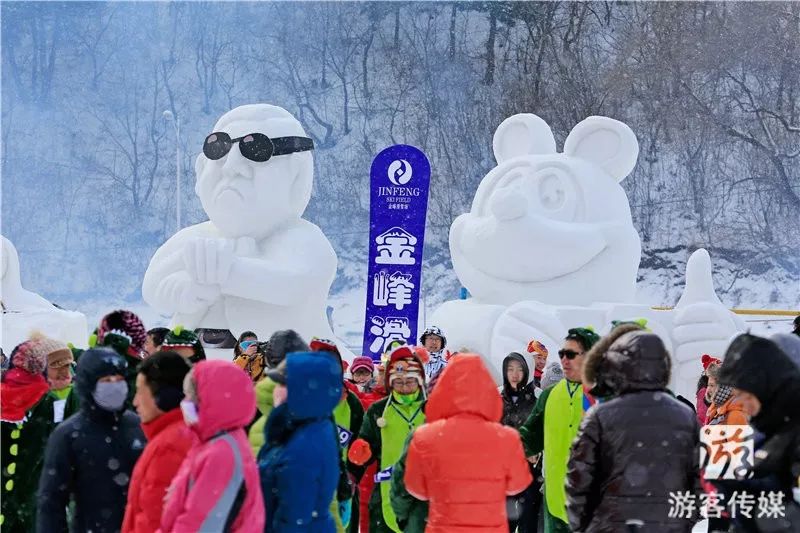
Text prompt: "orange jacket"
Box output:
[[706, 394, 748, 426], [404, 354, 531, 533]]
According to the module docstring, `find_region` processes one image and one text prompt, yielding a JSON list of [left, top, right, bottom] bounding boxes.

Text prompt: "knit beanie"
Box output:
[[8, 333, 52, 375], [566, 327, 601, 351], [95, 309, 147, 359], [701, 354, 722, 372], [45, 338, 73, 369], [540, 362, 565, 390], [527, 340, 548, 357]]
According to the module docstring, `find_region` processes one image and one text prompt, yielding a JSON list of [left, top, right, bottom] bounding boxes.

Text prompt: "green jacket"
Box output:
[[519, 380, 587, 527], [351, 392, 426, 533], [390, 431, 428, 533], [248, 376, 277, 456]]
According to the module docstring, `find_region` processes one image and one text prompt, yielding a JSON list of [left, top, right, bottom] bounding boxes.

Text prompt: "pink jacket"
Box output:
[[159, 360, 265, 533]]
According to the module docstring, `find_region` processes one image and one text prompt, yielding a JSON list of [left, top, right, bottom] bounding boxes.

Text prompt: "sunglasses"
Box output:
[[203, 132, 314, 162], [558, 349, 584, 360]]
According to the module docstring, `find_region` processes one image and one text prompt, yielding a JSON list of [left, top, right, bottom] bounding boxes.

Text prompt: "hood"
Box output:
[[192, 360, 256, 441], [254, 374, 277, 415], [719, 333, 800, 435], [74, 348, 129, 412], [771, 333, 800, 370], [266, 329, 309, 367], [426, 354, 502, 423], [286, 352, 342, 421], [583, 325, 670, 397], [502, 352, 530, 393]]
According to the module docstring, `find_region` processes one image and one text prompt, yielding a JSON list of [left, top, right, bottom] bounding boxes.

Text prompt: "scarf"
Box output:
[[712, 385, 734, 407], [1, 369, 49, 423]]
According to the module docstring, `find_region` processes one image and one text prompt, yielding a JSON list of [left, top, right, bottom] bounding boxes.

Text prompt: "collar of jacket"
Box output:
[[142, 407, 184, 440]]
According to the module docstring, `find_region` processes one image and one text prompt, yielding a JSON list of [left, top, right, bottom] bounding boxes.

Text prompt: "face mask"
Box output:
[[92, 381, 128, 412], [394, 391, 418, 405], [180, 399, 199, 425]]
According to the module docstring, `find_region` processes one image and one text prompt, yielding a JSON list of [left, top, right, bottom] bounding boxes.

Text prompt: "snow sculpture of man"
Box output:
[[431, 113, 744, 399], [1, 235, 88, 350], [142, 104, 343, 356]]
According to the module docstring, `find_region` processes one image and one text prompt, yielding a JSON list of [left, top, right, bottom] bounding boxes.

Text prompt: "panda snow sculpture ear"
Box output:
[[563, 116, 639, 182], [492, 114, 557, 163]]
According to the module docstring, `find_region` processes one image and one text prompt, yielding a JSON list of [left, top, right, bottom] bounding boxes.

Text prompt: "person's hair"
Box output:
[[705, 363, 721, 380], [147, 327, 170, 348], [696, 373, 709, 393], [138, 350, 191, 398], [234, 331, 258, 357]]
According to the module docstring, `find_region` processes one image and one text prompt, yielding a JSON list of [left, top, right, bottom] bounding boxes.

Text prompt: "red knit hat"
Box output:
[[701, 354, 721, 371]]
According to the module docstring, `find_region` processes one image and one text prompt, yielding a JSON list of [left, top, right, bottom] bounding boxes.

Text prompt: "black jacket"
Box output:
[[716, 334, 800, 532], [566, 327, 700, 533], [500, 352, 537, 429], [37, 348, 145, 533]]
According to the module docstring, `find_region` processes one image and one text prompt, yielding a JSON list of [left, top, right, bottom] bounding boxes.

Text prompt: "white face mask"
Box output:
[[92, 381, 128, 412], [180, 399, 199, 425]]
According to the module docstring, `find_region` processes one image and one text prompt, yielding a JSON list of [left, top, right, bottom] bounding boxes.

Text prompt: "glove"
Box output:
[[348, 438, 372, 465], [338, 498, 352, 528]]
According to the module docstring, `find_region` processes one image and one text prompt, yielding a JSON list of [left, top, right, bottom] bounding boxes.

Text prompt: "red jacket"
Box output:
[[122, 408, 195, 533], [404, 354, 531, 533]]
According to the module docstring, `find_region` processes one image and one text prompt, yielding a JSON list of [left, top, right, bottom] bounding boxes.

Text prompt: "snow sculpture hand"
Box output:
[[182, 238, 235, 286], [671, 249, 744, 397], [673, 249, 743, 347], [176, 280, 221, 315]]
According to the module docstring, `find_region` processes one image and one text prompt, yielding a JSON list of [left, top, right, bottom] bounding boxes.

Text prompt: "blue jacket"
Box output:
[[259, 352, 342, 533], [37, 348, 145, 533]]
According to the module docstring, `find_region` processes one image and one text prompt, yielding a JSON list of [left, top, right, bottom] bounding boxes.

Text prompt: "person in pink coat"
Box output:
[[159, 360, 265, 532]]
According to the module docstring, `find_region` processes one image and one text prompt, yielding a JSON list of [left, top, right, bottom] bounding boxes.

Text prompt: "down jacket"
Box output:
[[122, 408, 195, 533], [37, 348, 146, 533], [566, 327, 700, 533], [404, 354, 531, 533], [259, 352, 342, 532], [159, 360, 264, 533], [715, 334, 800, 532]]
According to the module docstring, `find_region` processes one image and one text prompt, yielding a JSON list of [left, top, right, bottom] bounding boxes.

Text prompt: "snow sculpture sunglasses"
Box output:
[[203, 132, 314, 162]]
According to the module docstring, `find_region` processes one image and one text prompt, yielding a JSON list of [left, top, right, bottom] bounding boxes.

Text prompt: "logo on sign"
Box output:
[[388, 159, 413, 185]]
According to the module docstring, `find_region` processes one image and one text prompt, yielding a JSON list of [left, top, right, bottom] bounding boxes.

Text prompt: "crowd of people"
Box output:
[[1, 309, 798, 533]]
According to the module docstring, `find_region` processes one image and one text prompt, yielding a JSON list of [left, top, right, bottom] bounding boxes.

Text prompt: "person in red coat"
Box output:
[[122, 351, 195, 533], [404, 353, 532, 533]]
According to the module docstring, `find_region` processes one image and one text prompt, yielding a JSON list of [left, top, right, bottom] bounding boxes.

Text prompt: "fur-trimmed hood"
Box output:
[[583, 324, 671, 397]]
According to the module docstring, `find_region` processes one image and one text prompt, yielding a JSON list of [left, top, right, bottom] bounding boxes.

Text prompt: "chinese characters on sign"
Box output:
[[699, 424, 755, 480], [668, 491, 786, 520], [362, 146, 431, 358]]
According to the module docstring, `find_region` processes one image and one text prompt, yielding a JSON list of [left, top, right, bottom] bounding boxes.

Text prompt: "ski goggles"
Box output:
[[203, 132, 314, 162], [239, 340, 258, 350]]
